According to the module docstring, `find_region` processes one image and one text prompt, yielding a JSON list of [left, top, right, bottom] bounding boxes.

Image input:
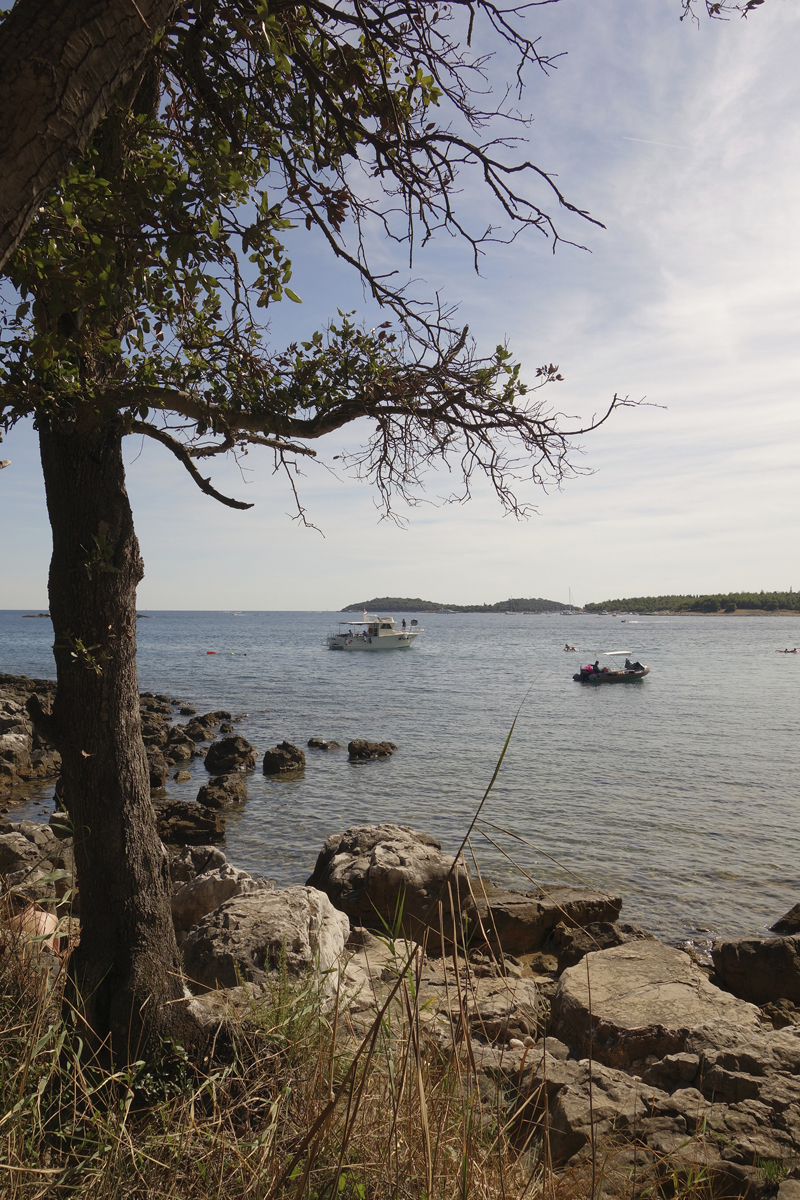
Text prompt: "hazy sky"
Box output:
[[2, 0, 798, 610]]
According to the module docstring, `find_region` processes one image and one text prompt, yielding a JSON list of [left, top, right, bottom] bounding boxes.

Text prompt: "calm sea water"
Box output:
[[2, 609, 799, 949]]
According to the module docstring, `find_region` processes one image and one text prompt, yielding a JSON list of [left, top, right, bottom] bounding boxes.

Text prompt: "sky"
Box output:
[[1, 0, 798, 611]]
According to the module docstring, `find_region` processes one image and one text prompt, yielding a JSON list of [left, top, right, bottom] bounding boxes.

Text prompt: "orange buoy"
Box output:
[[206, 650, 216, 654]]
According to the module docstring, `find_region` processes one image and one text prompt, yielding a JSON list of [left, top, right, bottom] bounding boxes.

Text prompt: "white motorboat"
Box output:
[[327, 614, 421, 651]]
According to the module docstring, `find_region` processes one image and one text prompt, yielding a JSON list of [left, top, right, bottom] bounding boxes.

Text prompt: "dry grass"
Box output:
[[0, 923, 540, 1200], [0, 924, 737, 1200]]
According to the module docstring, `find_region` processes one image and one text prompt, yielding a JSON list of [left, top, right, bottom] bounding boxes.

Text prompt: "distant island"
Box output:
[[584, 591, 799, 614], [341, 595, 575, 614]]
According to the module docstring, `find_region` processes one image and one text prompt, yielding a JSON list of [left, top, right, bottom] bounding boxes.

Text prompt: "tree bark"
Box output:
[[0, 0, 177, 272], [38, 420, 195, 1061]]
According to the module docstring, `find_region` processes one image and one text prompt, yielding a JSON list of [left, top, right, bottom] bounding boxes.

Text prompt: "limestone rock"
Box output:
[[169, 844, 228, 886], [196, 774, 247, 810], [183, 886, 349, 995], [551, 940, 761, 1069], [308, 738, 341, 751], [171, 864, 271, 936], [466, 975, 540, 1044], [262, 741, 305, 774], [152, 799, 225, 845], [306, 823, 468, 944], [712, 935, 800, 1004], [0, 830, 55, 903], [347, 739, 397, 761], [205, 735, 256, 774], [0, 830, 43, 877], [466, 886, 622, 957], [0, 681, 61, 798]]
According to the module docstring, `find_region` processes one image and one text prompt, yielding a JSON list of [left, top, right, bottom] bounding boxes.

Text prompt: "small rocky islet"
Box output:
[[3, 673, 800, 1197]]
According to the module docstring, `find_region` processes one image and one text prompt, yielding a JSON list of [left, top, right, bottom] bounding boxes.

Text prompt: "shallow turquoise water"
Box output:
[[2, 608, 799, 948]]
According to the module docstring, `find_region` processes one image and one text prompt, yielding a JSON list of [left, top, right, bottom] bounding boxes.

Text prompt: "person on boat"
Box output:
[[402, 619, 407, 629], [625, 658, 633, 670], [593, 660, 600, 674]]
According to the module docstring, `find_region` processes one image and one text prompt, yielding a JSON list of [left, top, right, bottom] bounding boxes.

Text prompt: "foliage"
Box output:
[[342, 594, 575, 613], [584, 591, 800, 613], [0, 0, 625, 518]]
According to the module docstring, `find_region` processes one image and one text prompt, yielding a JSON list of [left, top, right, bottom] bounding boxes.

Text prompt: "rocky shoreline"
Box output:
[[3, 673, 800, 1197]]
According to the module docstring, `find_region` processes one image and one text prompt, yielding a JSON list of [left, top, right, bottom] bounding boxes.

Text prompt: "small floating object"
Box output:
[[207, 650, 216, 655]]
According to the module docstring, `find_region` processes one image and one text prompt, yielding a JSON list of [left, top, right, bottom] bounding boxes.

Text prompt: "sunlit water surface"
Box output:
[[3, 609, 799, 949]]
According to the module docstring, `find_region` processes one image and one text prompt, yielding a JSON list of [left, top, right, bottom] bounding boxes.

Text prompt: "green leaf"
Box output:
[[284, 288, 302, 304]]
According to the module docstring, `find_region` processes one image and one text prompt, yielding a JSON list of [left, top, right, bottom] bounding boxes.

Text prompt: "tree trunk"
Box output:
[[38, 420, 195, 1062], [0, 0, 177, 271]]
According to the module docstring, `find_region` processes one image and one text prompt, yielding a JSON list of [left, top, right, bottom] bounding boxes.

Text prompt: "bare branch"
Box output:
[[130, 420, 254, 509]]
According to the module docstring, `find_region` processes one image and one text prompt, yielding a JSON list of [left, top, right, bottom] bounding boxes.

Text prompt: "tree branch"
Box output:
[[130, 420, 254, 509]]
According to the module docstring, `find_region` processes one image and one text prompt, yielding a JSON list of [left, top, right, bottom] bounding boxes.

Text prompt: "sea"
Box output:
[[2, 608, 799, 953]]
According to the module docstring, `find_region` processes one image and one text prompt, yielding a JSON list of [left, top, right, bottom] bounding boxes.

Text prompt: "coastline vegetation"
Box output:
[[583, 591, 799, 614], [342, 597, 575, 614]]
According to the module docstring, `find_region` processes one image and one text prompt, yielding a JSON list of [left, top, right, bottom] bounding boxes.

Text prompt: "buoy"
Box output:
[[207, 650, 216, 655]]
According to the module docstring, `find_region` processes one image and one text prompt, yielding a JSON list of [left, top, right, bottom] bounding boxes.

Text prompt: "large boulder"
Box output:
[[171, 864, 270, 936], [466, 886, 623, 957], [152, 799, 225, 845], [551, 940, 761, 1070], [306, 823, 468, 945], [712, 935, 800, 1004], [262, 742, 305, 774], [347, 739, 396, 761], [205, 735, 256, 774], [196, 774, 247, 810], [182, 886, 349, 995]]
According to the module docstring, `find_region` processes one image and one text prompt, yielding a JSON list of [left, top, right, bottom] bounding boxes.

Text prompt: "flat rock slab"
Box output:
[[552, 940, 761, 1069], [467, 887, 622, 956]]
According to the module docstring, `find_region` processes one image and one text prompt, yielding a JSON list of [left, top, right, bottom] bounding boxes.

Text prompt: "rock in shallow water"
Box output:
[[152, 799, 225, 845], [196, 774, 247, 809], [347, 739, 396, 761], [205, 735, 256, 774], [262, 741, 305, 774]]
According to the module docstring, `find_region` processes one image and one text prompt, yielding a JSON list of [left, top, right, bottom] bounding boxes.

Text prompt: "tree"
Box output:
[[1, 0, 624, 1061], [0, 0, 181, 272]]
